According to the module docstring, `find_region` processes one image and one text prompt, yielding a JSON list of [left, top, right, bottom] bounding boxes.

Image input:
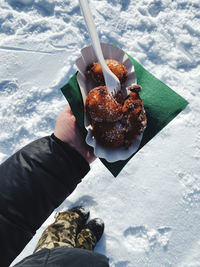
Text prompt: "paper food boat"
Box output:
[[76, 43, 143, 162]]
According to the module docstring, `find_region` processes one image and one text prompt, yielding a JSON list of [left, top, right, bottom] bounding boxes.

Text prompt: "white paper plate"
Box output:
[[76, 43, 143, 162]]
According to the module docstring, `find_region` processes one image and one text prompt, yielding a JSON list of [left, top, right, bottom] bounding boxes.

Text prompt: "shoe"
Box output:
[[85, 218, 104, 242], [34, 207, 90, 253], [69, 206, 90, 224], [55, 206, 90, 234], [75, 218, 104, 250]]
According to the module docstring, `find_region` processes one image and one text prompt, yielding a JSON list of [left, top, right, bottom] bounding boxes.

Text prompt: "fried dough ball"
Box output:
[[85, 86, 123, 122], [86, 84, 147, 149], [88, 59, 128, 84], [114, 89, 124, 105], [92, 121, 125, 148], [123, 85, 147, 147], [122, 85, 143, 115]]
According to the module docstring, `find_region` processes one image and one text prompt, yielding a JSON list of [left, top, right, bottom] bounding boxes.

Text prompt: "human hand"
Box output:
[[54, 105, 96, 164]]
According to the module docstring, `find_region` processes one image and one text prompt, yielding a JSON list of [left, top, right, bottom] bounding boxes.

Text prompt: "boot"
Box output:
[[76, 218, 104, 250], [34, 206, 89, 253]]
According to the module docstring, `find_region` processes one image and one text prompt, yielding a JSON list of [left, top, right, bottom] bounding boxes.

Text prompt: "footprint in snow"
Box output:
[[178, 172, 200, 204], [6, 0, 55, 17], [123, 225, 171, 253], [106, 0, 131, 12], [0, 80, 18, 95], [114, 260, 132, 267], [148, 0, 163, 17]]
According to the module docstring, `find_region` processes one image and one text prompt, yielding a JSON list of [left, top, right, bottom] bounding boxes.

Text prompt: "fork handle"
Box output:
[[79, 0, 110, 75]]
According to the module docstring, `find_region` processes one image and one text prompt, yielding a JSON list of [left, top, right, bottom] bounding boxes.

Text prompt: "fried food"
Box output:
[[123, 85, 147, 147], [92, 121, 125, 148], [88, 59, 128, 84], [85, 86, 123, 122], [86, 84, 147, 149]]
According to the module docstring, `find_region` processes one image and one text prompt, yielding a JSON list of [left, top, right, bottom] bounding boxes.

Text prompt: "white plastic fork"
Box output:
[[79, 0, 121, 94]]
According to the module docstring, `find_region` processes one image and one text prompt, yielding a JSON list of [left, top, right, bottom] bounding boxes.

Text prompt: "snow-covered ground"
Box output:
[[0, 0, 200, 266]]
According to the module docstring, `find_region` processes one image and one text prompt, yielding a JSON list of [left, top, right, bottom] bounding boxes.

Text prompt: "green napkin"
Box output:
[[61, 52, 188, 177]]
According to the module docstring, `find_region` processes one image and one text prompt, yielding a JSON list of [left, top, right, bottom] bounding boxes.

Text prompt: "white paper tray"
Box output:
[[76, 43, 143, 162]]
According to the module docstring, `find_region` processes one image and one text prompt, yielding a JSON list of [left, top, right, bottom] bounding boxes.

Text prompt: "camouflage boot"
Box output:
[[34, 206, 89, 253], [76, 218, 104, 250]]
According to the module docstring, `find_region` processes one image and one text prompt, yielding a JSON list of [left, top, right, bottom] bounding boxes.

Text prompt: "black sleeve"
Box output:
[[0, 134, 90, 267], [14, 247, 109, 267]]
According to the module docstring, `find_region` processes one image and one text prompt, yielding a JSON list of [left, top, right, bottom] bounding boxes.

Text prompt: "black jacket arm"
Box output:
[[0, 134, 90, 266]]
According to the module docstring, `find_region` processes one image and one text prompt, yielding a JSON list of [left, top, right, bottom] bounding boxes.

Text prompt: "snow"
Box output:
[[0, 0, 199, 266]]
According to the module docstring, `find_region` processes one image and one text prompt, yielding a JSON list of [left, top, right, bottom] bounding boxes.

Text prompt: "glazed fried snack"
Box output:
[[86, 84, 147, 148], [88, 59, 128, 84], [85, 86, 123, 122], [92, 121, 125, 148], [123, 85, 147, 147]]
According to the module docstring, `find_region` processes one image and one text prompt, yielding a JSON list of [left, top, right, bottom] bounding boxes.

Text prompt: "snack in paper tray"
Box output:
[[86, 83, 147, 148], [88, 59, 128, 84], [85, 86, 123, 122], [76, 43, 146, 161]]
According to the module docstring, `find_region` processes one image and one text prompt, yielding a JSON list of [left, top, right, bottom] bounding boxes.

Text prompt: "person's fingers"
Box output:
[[64, 104, 73, 115], [55, 105, 96, 164], [63, 105, 77, 123], [65, 104, 71, 113]]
